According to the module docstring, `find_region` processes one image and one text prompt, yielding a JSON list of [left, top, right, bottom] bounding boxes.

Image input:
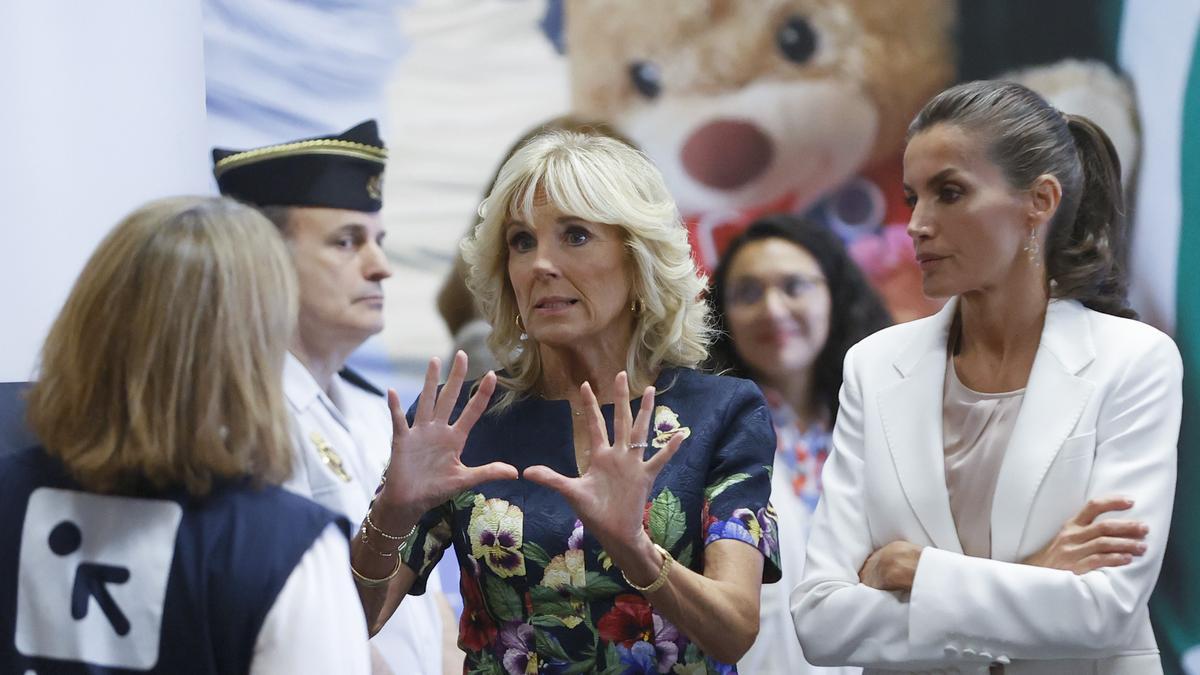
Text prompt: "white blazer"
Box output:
[[791, 298, 1183, 675]]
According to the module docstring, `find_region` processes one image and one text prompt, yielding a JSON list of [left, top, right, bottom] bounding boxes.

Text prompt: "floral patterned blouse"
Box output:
[[401, 368, 781, 674], [763, 389, 831, 510]]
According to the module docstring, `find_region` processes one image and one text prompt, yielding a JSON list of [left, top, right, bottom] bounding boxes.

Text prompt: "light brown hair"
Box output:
[[26, 196, 299, 496]]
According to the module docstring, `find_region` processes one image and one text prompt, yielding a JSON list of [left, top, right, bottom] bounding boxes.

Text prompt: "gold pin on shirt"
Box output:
[[309, 431, 352, 482]]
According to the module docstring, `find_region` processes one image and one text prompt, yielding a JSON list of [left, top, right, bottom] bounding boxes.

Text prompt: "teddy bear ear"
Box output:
[[540, 0, 567, 55], [1003, 60, 1138, 188]]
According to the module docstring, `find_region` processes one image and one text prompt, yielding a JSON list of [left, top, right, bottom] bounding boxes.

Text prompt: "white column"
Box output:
[[0, 0, 212, 382], [1119, 0, 1200, 333]]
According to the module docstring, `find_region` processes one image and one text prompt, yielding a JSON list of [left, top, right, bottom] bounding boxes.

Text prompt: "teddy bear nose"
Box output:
[[681, 119, 774, 190]]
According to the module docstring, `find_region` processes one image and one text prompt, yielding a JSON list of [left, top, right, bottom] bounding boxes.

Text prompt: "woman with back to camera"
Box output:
[[791, 80, 1182, 674], [0, 196, 369, 673], [708, 214, 891, 674], [348, 130, 781, 673]]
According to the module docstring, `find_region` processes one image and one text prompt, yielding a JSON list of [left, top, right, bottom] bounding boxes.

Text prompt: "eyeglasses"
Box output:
[[726, 274, 826, 307]]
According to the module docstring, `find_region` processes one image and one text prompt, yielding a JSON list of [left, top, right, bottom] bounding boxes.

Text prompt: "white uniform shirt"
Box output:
[[283, 353, 444, 674], [252, 524, 371, 674]]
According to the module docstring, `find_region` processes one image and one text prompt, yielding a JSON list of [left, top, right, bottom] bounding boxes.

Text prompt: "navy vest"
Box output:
[[0, 446, 348, 674]]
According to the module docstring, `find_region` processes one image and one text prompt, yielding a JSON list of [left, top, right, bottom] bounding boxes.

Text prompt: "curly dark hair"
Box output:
[[706, 215, 892, 423], [908, 80, 1134, 318]]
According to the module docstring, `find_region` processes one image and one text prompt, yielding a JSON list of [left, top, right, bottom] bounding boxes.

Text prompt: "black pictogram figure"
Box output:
[[49, 520, 132, 636]]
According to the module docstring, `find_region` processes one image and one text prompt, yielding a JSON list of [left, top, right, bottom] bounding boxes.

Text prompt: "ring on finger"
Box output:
[[629, 441, 649, 450]]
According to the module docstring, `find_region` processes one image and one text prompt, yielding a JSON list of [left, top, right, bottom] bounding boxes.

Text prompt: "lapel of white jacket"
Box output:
[[878, 298, 963, 553], [989, 298, 1097, 562]]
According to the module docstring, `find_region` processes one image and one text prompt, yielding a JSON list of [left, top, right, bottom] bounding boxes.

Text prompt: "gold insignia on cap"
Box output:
[[309, 431, 352, 482], [366, 173, 383, 200]]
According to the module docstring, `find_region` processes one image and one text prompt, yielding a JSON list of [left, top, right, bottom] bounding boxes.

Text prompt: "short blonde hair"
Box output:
[[26, 196, 298, 496], [462, 130, 710, 409]]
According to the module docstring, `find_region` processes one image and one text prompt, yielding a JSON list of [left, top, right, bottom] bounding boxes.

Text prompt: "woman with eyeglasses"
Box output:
[[707, 214, 892, 673]]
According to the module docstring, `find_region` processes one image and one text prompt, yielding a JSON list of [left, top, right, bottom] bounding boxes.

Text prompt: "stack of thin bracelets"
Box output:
[[351, 505, 417, 588]]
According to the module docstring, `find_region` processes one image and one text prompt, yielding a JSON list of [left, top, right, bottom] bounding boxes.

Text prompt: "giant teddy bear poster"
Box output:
[[557, 0, 1138, 322]]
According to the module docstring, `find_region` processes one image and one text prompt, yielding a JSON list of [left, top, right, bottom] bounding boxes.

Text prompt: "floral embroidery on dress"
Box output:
[[701, 473, 782, 571], [538, 549, 587, 628], [645, 490, 685, 547], [468, 493, 527, 578], [499, 621, 540, 674], [405, 369, 780, 673], [415, 518, 452, 576], [651, 405, 691, 448], [755, 504, 779, 558], [598, 594, 683, 673], [460, 558, 499, 652], [704, 507, 779, 557], [567, 518, 584, 550], [497, 621, 570, 674]]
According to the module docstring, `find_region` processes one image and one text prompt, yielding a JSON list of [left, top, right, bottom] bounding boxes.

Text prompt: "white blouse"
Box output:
[[942, 354, 1025, 559]]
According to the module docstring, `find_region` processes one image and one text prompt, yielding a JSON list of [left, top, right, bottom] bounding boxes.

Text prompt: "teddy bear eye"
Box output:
[[628, 60, 662, 99], [777, 15, 818, 64]]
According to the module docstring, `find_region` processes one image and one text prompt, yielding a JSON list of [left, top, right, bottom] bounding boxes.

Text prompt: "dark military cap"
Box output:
[[212, 120, 387, 213]]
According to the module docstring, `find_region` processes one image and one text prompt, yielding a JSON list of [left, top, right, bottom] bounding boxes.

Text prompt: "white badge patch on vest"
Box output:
[[16, 488, 182, 669]]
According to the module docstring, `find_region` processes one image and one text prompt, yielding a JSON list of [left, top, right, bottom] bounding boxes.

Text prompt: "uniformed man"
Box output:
[[213, 121, 446, 674]]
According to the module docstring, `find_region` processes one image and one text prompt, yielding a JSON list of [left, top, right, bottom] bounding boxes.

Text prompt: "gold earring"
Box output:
[[514, 313, 528, 341], [630, 298, 643, 314]]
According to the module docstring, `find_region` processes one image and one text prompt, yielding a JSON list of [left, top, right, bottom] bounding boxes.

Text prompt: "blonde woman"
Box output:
[[350, 131, 781, 672], [1, 197, 369, 674]]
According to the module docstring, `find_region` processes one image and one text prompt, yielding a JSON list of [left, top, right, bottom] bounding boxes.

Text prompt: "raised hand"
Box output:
[[1022, 496, 1149, 574], [523, 372, 686, 572], [372, 351, 519, 530]]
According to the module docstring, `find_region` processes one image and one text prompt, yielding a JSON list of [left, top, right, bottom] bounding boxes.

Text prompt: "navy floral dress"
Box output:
[[401, 368, 782, 674]]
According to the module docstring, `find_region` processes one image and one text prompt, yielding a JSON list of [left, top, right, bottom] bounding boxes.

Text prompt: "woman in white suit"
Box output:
[[791, 80, 1184, 675]]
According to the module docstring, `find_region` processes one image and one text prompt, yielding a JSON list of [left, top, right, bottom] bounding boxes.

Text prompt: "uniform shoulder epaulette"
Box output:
[[338, 367, 385, 397]]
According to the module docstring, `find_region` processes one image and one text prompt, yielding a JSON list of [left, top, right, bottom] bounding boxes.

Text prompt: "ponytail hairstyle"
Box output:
[[908, 80, 1134, 318]]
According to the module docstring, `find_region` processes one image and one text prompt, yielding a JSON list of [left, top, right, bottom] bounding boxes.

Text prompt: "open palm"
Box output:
[[524, 372, 685, 552], [376, 351, 518, 519]]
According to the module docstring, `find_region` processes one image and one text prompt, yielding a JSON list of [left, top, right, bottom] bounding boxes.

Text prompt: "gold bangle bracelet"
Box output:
[[621, 543, 674, 594], [351, 555, 402, 588]]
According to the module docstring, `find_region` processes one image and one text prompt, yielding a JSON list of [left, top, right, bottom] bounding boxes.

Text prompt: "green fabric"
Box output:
[[1150, 24, 1200, 675]]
